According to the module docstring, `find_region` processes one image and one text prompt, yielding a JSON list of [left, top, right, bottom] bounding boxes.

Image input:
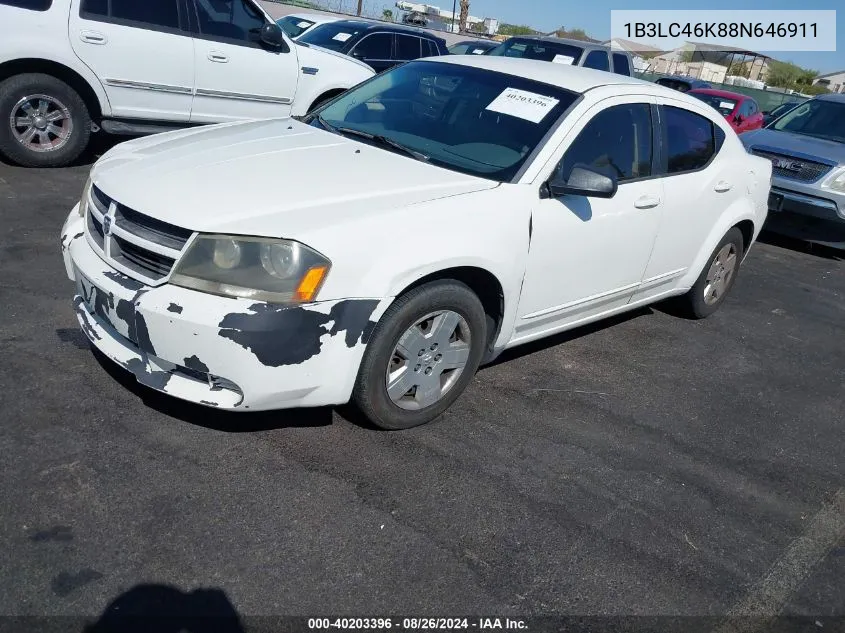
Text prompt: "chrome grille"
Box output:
[[84, 185, 191, 284], [751, 149, 833, 183]]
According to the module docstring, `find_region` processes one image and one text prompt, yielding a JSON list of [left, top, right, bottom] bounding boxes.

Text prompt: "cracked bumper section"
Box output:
[[61, 209, 389, 411]]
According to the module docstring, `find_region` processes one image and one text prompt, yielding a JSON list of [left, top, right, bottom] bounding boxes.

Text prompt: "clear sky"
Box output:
[[465, 0, 843, 73]]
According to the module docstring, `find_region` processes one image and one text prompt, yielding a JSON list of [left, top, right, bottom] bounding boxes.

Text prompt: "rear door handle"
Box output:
[[715, 181, 733, 193], [208, 52, 229, 63], [633, 194, 661, 209], [80, 30, 107, 44]]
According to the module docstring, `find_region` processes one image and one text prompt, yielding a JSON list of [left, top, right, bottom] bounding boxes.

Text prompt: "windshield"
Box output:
[[771, 99, 845, 142], [277, 16, 316, 38], [298, 21, 366, 51], [308, 60, 579, 181], [690, 93, 738, 117], [487, 38, 584, 65]]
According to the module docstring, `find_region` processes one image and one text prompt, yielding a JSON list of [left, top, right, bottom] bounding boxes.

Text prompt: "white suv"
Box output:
[[0, 0, 374, 167]]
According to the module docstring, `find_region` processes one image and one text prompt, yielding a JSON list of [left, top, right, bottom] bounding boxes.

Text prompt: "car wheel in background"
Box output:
[[353, 280, 487, 430], [0, 73, 91, 168], [678, 227, 745, 319]]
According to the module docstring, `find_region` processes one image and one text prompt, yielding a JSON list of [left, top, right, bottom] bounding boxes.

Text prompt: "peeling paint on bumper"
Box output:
[[61, 211, 390, 411]]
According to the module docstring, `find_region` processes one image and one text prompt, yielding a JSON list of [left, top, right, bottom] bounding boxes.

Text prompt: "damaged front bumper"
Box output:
[[61, 208, 390, 411]]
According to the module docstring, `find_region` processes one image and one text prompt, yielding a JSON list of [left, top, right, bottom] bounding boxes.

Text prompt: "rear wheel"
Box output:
[[0, 73, 91, 167], [677, 227, 744, 319], [352, 281, 487, 430]]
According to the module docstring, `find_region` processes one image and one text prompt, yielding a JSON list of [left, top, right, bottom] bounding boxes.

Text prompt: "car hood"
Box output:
[[92, 119, 497, 240], [740, 128, 845, 164]]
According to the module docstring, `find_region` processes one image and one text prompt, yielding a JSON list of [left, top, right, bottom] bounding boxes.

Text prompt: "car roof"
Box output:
[[507, 35, 612, 51], [428, 55, 671, 94], [689, 88, 748, 100], [815, 92, 845, 103], [657, 75, 707, 84], [330, 19, 445, 40], [285, 13, 338, 23]]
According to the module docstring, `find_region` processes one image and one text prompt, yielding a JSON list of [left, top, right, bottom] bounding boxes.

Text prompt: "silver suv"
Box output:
[[485, 36, 634, 76], [740, 94, 845, 249]]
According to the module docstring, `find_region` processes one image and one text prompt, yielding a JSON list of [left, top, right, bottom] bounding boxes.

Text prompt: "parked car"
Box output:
[[655, 75, 712, 92], [448, 40, 498, 55], [486, 36, 634, 76], [298, 20, 447, 72], [741, 93, 845, 249], [762, 101, 801, 126], [0, 0, 374, 168], [402, 11, 427, 27], [276, 12, 340, 40], [61, 57, 771, 429], [688, 89, 764, 134]]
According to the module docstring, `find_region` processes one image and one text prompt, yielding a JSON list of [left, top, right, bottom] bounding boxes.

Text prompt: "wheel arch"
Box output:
[[734, 219, 755, 260], [0, 58, 105, 121], [307, 88, 347, 114]]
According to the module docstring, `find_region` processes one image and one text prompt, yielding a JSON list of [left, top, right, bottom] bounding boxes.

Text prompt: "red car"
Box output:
[[688, 89, 764, 134]]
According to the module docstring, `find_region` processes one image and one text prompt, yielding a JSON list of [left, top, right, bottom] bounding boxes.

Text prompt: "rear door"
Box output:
[[581, 49, 610, 72], [69, 0, 194, 121], [189, 0, 299, 123]]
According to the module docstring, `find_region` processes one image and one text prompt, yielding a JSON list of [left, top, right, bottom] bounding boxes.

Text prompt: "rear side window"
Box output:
[[425, 39, 441, 56], [353, 33, 392, 59], [664, 106, 724, 174], [612, 53, 631, 76], [558, 103, 653, 183], [395, 35, 422, 60], [81, 0, 180, 29], [0, 0, 52, 10], [582, 50, 609, 72]]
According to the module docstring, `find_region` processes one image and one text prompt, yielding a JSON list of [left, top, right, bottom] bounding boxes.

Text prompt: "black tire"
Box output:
[[0, 73, 91, 168], [353, 280, 487, 430], [677, 227, 745, 319]]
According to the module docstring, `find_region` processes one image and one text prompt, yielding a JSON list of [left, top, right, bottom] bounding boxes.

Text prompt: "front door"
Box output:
[[348, 32, 394, 74], [514, 98, 663, 342], [69, 0, 195, 121], [189, 0, 298, 123]]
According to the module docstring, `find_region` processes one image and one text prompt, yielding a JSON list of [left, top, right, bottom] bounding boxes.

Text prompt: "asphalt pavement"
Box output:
[[1, 137, 844, 629]]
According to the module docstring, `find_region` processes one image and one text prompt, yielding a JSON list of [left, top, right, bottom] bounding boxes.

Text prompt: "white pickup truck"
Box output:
[[0, 0, 375, 167]]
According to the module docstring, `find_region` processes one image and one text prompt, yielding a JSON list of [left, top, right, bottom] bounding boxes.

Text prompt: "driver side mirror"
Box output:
[[350, 50, 366, 60], [260, 23, 287, 50], [547, 165, 618, 199]]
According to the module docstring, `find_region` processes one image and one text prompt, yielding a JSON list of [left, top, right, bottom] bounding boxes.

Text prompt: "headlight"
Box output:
[[170, 235, 330, 304], [78, 176, 93, 217], [823, 168, 845, 193]]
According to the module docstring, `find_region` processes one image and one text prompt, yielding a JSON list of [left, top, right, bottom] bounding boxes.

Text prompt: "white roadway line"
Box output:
[[713, 488, 845, 633]]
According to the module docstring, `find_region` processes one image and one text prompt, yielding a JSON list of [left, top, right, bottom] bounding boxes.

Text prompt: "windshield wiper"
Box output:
[[331, 125, 430, 162]]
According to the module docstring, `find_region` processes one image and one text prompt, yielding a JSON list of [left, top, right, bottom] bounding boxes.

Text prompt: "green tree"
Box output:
[[766, 60, 820, 91], [803, 83, 831, 95], [498, 23, 537, 36], [382, 8, 393, 21], [679, 49, 694, 63]]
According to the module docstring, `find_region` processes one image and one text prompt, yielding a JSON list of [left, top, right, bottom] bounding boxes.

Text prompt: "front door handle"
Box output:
[[714, 181, 733, 193], [80, 30, 107, 44], [208, 52, 229, 63], [633, 194, 661, 209]]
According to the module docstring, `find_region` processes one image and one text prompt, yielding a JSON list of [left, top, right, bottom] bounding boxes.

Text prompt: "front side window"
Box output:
[[557, 104, 652, 184], [664, 106, 721, 174], [771, 99, 845, 142], [81, 0, 180, 29], [298, 21, 367, 52], [582, 50, 609, 71], [310, 61, 578, 181], [277, 15, 314, 38], [1, 0, 52, 10], [612, 53, 631, 76], [395, 35, 422, 61], [488, 38, 583, 65], [352, 33, 392, 59], [193, 0, 266, 44]]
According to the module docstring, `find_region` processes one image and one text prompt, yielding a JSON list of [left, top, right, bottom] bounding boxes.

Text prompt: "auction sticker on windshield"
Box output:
[[720, 101, 734, 109], [298, 21, 311, 27], [333, 32, 352, 41], [553, 54, 575, 64], [486, 88, 560, 123]]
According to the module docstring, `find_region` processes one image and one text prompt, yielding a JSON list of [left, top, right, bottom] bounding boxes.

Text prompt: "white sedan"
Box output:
[[60, 56, 772, 429]]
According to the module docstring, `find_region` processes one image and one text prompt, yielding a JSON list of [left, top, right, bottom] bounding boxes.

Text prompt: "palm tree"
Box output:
[[356, 0, 363, 16], [382, 8, 393, 21], [458, 0, 469, 32]]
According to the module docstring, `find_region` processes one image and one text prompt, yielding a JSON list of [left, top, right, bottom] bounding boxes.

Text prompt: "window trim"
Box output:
[[0, 0, 53, 11], [656, 103, 724, 178], [79, 0, 189, 36], [187, 0, 277, 50]]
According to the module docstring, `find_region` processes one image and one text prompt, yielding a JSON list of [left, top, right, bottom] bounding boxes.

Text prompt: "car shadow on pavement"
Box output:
[[757, 230, 845, 261], [91, 348, 334, 432], [82, 584, 245, 633], [485, 306, 653, 368]]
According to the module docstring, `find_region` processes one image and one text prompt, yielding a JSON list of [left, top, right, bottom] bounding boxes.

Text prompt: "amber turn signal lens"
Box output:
[[295, 266, 328, 302]]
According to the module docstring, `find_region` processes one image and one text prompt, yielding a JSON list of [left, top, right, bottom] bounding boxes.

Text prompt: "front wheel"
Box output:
[[352, 281, 487, 430], [0, 73, 91, 168], [677, 227, 745, 319]]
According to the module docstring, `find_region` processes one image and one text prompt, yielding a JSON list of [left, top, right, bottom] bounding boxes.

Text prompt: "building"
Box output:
[[813, 70, 845, 94], [649, 42, 771, 82]]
